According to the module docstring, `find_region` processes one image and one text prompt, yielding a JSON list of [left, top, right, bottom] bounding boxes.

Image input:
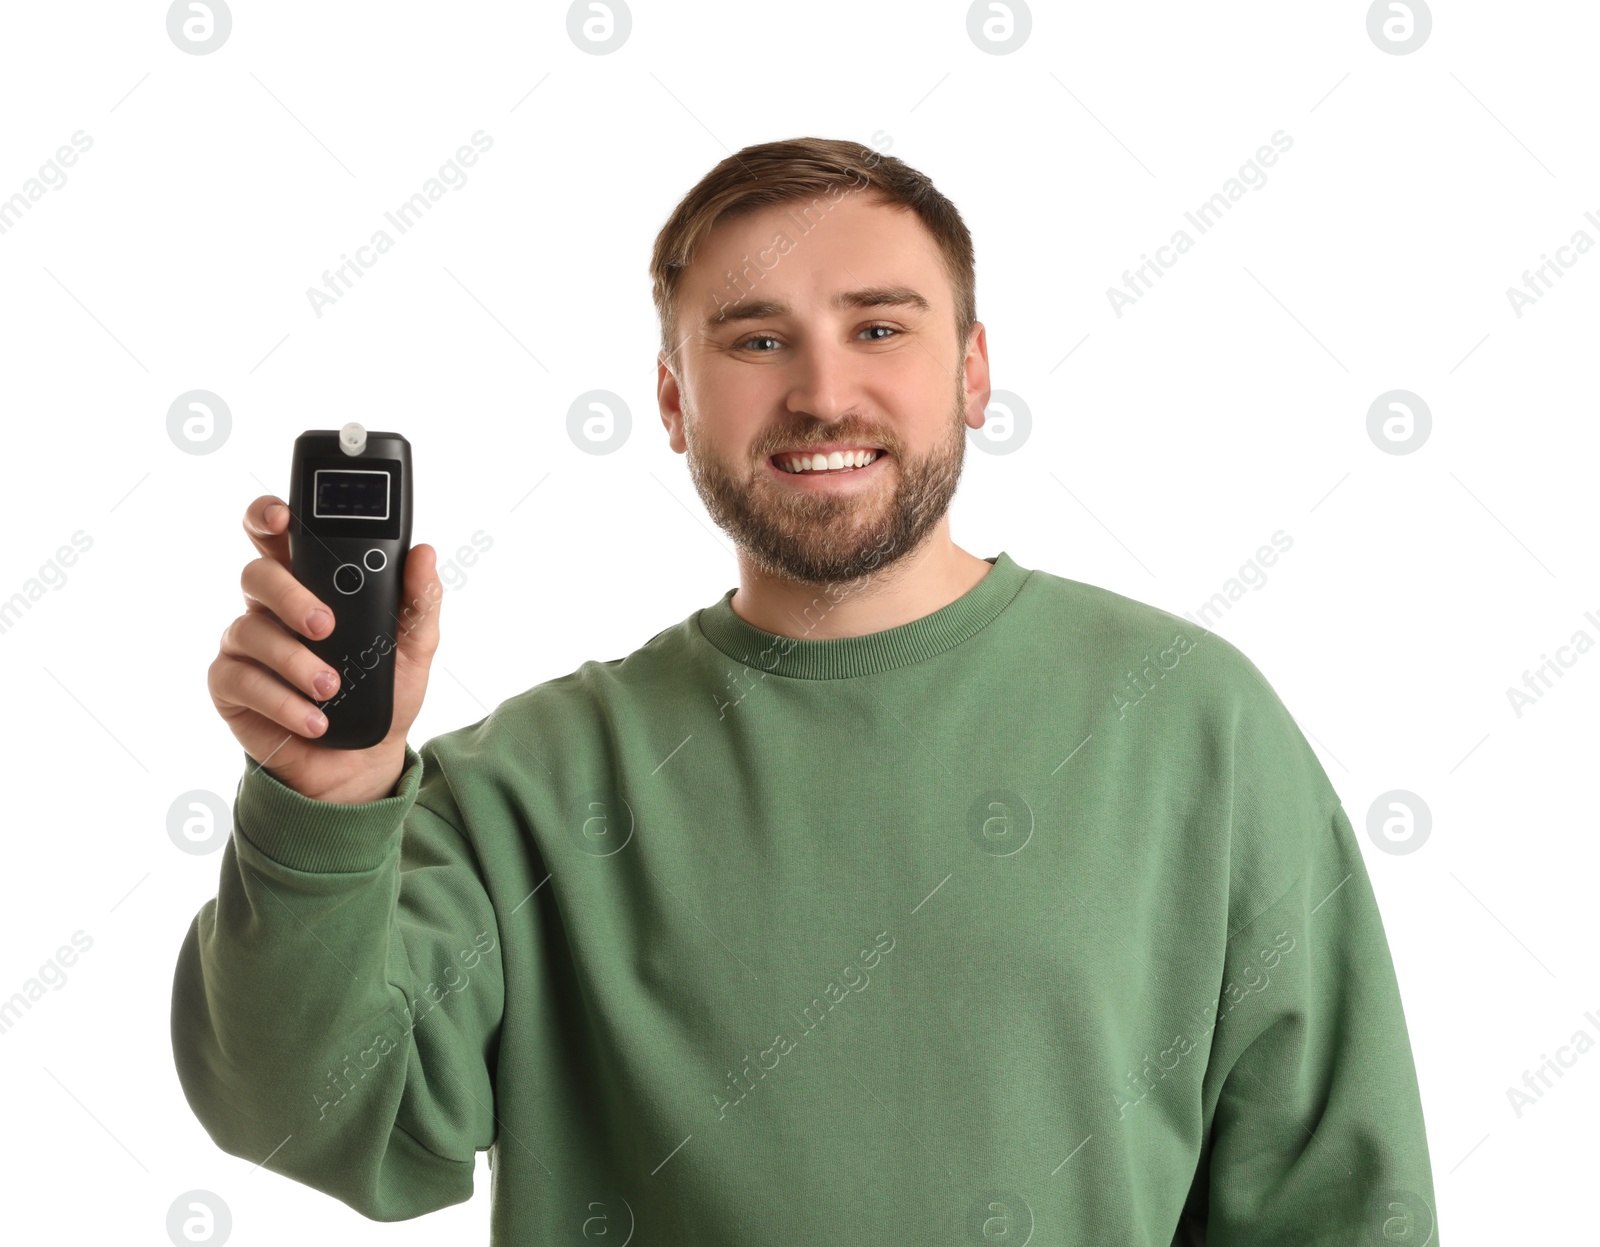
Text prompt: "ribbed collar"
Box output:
[[695, 552, 1031, 680]]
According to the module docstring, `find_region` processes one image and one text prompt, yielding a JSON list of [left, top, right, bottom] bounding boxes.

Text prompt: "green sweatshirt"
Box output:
[[170, 551, 1439, 1245]]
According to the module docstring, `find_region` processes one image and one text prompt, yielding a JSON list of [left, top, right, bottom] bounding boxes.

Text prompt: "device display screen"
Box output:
[[312, 469, 390, 519]]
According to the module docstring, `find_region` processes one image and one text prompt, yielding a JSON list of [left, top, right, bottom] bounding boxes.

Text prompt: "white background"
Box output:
[[0, 1, 1592, 1242]]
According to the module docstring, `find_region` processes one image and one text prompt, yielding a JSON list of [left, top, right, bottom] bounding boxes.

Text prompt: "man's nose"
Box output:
[[785, 336, 865, 422]]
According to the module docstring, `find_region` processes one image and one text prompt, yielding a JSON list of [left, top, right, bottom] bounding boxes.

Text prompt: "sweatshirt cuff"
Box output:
[[233, 744, 425, 874]]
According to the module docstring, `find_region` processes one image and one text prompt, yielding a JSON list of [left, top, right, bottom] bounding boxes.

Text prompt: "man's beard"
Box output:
[[682, 371, 969, 587]]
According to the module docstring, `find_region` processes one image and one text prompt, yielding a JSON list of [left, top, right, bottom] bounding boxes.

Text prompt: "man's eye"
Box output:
[[733, 325, 899, 352]]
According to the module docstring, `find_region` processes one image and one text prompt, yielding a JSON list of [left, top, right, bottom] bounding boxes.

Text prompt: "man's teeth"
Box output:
[[777, 449, 881, 473]]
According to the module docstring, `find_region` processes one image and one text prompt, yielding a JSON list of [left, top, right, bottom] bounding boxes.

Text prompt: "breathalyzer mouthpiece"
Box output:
[[339, 422, 367, 456]]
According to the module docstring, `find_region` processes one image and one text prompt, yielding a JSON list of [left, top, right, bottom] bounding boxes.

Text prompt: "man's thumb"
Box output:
[[395, 543, 443, 659]]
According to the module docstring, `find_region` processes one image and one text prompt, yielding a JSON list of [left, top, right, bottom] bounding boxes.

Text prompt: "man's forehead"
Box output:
[[686, 194, 943, 327]]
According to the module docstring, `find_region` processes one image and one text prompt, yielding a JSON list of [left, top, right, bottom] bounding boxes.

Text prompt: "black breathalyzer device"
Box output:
[[287, 423, 412, 749]]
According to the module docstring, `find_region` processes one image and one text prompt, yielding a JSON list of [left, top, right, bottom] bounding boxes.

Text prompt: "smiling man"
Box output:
[[173, 137, 1441, 1246], [659, 177, 987, 628]]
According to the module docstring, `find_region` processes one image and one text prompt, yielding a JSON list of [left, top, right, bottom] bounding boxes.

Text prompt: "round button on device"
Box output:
[[363, 548, 387, 573], [332, 563, 364, 594]]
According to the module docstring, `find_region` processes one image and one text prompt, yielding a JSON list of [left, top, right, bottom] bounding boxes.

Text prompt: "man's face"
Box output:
[[658, 189, 989, 587]]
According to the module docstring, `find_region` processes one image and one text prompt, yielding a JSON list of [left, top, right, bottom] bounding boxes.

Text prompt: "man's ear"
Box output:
[[658, 355, 687, 453], [963, 322, 990, 431]]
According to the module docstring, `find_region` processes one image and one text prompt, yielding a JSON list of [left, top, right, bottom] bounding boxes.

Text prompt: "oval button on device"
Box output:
[[363, 548, 387, 573], [332, 563, 364, 594]]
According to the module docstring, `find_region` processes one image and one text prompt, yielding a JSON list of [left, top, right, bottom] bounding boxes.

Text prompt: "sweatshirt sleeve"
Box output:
[[1186, 799, 1440, 1245], [169, 740, 505, 1222]]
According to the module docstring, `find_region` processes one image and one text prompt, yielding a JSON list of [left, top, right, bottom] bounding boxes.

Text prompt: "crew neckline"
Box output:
[[695, 552, 1031, 680]]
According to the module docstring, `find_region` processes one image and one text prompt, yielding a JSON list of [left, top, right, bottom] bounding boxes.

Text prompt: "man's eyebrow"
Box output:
[[702, 285, 932, 331]]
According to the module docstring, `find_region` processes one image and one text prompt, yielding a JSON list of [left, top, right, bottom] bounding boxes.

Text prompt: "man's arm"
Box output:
[[1184, 801, 1439, 1244], [169, 740, 505, 1222]]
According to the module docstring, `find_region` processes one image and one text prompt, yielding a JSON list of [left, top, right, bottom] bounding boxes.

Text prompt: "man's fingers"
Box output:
[[243, 494, 292, 563]]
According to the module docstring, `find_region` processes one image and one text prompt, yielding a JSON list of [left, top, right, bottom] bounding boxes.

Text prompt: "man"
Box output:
[[174, 137, 1440, 1245]]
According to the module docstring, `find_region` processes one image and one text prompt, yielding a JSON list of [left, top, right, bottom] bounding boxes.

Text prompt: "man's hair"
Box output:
[[649, 136, 976, 370]]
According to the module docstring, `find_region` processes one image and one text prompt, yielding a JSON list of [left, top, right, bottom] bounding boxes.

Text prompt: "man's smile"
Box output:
[[764, 448, 890, 486]]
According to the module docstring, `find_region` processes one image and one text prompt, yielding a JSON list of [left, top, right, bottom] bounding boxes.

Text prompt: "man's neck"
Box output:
[[729, 527, 994, 642]]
